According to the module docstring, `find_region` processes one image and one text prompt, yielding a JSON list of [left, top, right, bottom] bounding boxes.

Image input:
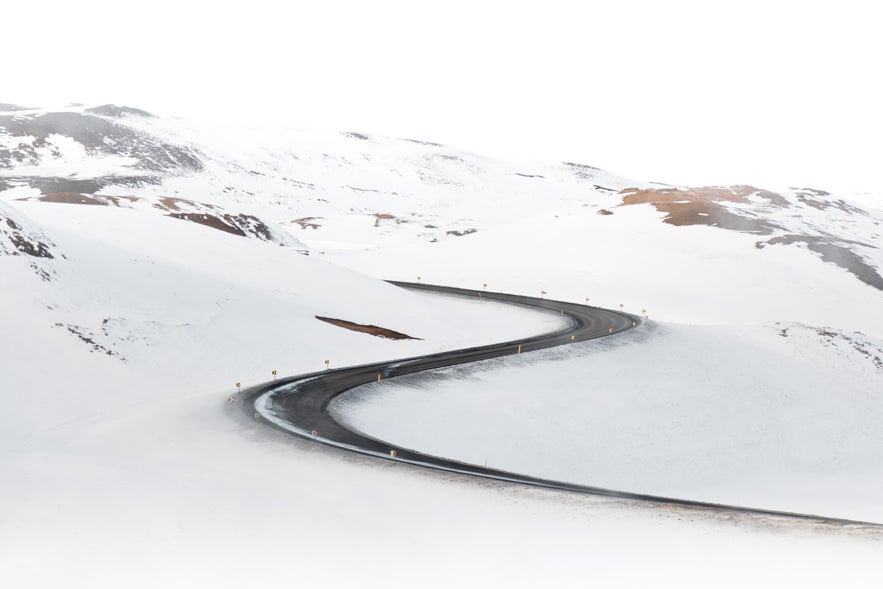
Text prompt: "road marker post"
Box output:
[[272, 369, 277, 380], [585, 297, 589, 305], [324, 359, 330, 370], [517, 344, 522, 354], [391, 450, 397, 459], [571, 335, 575, 341], [312, 430, 318, 438], [378, 374, 382, 382], [227, 396, 234, 403], [540, 290, 546, 299], [254, 412, 261, 420], [632, 321, 637, 327], [608, 327, 614, 333]]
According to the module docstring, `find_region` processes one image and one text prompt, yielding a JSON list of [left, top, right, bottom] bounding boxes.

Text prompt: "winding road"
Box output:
[[239, 281, 879, 528]]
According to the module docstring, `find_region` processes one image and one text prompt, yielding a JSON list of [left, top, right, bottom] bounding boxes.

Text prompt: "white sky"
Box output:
[[5, 0, 882, 194]]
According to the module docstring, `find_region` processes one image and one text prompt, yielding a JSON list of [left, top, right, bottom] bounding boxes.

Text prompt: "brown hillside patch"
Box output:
[[29, 193, 141, 206], [374, 212, 407, 227], [617, 186, 785, 234], [155, 196, 186, 211], [153, 196, 208, 212], [292, 217, 323, 230], [316, 316, 421, 340], [166, 212, 247, 237], [20, 192, 282, 243], [37, 193, 104, 205]]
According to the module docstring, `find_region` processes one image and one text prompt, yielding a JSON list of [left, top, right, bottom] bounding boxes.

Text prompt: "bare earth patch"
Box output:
[[616, 186, 785, 234], [16, 193, 290, 245], [373, 212, 415, 228], [374, 212, 396, 227], [291, 217, 323, 230], [315, 316, 421, 340], [166, 212, 247, 237], [614, 185, 883, 292], [27, 192, 140, 206]]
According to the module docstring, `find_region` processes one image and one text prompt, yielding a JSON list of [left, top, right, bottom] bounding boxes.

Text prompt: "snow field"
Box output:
[[334, 322, 883, 523], [0, 199, 566, 439], [3, 106, 883, 586]]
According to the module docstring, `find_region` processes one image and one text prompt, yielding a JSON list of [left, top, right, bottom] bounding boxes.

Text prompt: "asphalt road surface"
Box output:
[[240, 281, 879, 528]]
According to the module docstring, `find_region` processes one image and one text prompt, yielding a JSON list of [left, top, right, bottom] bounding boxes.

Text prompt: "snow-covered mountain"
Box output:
[[4, 102, 880, 296], [3, 103, 883, 587]]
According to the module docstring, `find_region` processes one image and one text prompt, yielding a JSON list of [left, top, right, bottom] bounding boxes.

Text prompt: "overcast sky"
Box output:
[[6, 0, 882, 194]]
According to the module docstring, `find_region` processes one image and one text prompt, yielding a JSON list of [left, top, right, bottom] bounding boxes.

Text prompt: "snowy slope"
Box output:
[[4, 102, 880, 303], [324, 175, 883, 525], [335, 322, 883, 522], [3, 103, 883, 587], [0, 197, 567, 437]]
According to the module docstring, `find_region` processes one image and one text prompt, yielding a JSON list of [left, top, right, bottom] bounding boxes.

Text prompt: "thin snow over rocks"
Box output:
[[0, 199, 57, 260], [16, 192, 305, 248], [617, 185, 883, 291]]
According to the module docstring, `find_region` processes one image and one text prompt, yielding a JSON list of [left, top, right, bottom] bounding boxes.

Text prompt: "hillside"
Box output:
[[2, 103, 883, 587]]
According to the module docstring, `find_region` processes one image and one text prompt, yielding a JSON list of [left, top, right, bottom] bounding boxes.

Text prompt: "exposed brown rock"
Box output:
[[374, 212, 396, 227], [27, 193, 140, 206], [617, 186, 785, 234], [166, 212, 247, 237], [315, 316, 420, 340], [292, 217, 323, 230]]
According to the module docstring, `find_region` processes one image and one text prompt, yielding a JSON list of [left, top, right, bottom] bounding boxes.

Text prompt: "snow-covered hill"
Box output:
[[3, 103, 883, 587], [4, 102, 881, 303]]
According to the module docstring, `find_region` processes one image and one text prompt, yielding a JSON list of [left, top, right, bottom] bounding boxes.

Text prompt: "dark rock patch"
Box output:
[[85, 104, 153, 118], [316, 316, 420, 340], [343, 132, 371, 141], [446, 228, 477, 237], [0, 111, 203, 173], [757, 234, 883, 291]]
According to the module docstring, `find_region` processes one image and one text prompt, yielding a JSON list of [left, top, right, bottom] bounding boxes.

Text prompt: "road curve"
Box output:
[[240, 281, 880, 529]]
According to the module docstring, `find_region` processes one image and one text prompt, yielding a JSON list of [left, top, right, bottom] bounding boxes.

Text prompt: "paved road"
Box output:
[[240, 281, 879, 528]]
